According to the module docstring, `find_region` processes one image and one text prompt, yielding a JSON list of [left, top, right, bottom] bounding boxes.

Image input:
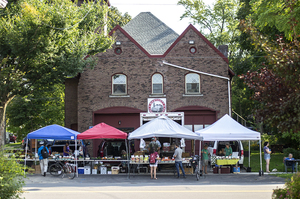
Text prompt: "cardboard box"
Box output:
[[179, 167, 193, 174], [84, 166, 90, 174], [182, 152, 190, 158], [111, 166, 119, 175], [134, 151, 145, 156], [92, 169, 97, 174], [221, 166, 230, 174], [107, 171, 112, 174], [35, 165, 41, 174], [100, 166, 107, 174]]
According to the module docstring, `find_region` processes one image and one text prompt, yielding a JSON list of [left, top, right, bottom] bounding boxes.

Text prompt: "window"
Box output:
[[152, 73, 163, 94], [185, 73, 200, 94], [112, 74, 127, 95]]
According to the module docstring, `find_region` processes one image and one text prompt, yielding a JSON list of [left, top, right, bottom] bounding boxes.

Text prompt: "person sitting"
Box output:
[[283, 153, 295, 172], [63, 142, 71, 156]]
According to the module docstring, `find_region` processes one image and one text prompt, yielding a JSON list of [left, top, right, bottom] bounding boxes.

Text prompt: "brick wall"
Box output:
[[75, 28, 230, 133]]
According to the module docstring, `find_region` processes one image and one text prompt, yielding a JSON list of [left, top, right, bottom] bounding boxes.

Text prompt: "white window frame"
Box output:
[[112, 74, 127, 95], [152, 73, 163, 94], [185, 73, 200, 94]]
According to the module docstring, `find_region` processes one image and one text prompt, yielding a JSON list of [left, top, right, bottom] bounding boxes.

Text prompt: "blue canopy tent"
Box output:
[[25, 124, 80, 176]]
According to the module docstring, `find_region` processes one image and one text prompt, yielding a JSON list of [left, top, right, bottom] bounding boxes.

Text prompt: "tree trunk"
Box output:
[[0, 98, 14, 146]]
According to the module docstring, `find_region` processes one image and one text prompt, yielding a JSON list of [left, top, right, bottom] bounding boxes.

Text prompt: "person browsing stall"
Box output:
[[63, 142, 71, 156], [38, 141, 49, 177], [173, 142, 186, 179], [225, 143, 233, 156], [148, 137, 159, 179], [201, 144, 210, 174]]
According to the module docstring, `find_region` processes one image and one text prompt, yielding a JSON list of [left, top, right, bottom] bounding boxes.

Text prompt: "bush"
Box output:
[[272, 173, 300, 199], [283, 148, 300, 159], [0, 149, 26, 199]]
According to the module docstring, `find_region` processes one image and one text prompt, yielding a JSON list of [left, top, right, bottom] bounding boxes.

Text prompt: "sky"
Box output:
[[109, 0, 213, 35]]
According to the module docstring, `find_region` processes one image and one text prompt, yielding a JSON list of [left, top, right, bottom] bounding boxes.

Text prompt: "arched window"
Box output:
[[152, 73, 163, 94], [112, 74, 127, 95], [185, 73, 200, 94]]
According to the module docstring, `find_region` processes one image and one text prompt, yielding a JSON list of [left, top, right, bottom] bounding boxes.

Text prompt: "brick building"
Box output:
[[65, 12, 234, 156]]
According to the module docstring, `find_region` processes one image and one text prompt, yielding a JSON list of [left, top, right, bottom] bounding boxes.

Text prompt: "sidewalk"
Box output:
[[24, 171, 286, 187]]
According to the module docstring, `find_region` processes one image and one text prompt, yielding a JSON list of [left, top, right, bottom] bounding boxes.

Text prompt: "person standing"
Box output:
[[201, 144, 210, 174], [63, 142, 70, 156], [148, 137, 159, 179], [263, 142, 271, 173], [173, 142, 186, 179], [38, 141, 49, 177], [224, 143, 233, 156]]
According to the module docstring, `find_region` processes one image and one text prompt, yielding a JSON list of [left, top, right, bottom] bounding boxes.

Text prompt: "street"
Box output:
[[22, 173, 286, 199]]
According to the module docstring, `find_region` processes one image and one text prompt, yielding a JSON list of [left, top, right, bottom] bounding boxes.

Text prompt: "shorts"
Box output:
[[150, 160, 158, 167], [264, 153, 270, 160], [202, 159, 208, 166]]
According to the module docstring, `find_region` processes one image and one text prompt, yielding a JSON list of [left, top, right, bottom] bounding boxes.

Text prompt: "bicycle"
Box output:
[[190, 155, 205, 181], [49, 156, 76, 179]]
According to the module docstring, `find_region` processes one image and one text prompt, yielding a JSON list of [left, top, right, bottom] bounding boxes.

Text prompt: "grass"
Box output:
[[5, 142, 22, 147], [243, 151, 299, 173]]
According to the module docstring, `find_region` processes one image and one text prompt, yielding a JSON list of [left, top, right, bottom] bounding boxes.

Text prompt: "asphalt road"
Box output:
[[22, 173, 286, 199]]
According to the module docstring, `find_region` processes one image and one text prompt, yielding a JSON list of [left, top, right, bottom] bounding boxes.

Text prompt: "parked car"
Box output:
[[212, 140, 244, 167], [97, 139, 126, 157], [9, 134, 17, 143]]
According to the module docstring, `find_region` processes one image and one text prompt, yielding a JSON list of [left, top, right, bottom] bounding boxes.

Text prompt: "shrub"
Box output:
[[272, 173, 300, 199], [0, 149, 26, 199], [283, 148, 300, 159]]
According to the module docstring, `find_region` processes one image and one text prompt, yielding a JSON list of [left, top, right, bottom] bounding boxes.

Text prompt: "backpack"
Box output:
[[150, 152, 157, 164], [41, 146, 48, 158]]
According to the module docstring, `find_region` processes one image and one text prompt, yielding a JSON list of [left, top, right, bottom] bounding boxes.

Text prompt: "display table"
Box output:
[[216, 159, 239, 165]]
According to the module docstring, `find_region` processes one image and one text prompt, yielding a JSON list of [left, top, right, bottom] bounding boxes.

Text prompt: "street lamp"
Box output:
[[0, 0, 8, 8]]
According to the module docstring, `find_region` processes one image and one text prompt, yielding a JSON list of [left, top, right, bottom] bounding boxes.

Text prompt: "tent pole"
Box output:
[[259, 139, 263, 176], [35, 139, 37, 165], [125, 139, 130, 179], [249, 140, 250, 167], [24, 138, 28, 175], [75, 139, 78, 177]]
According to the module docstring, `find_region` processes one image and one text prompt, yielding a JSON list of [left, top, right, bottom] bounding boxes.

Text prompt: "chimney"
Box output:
[[218, 45, 228, 58]]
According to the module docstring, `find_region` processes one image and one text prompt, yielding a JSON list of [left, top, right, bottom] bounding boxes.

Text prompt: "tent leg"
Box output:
[[249, 140, 250, 167], [75, 139, 78, 178], [24, 139, 28, 175], [125, 139, 130, 179], [259, 139, 263, 176]]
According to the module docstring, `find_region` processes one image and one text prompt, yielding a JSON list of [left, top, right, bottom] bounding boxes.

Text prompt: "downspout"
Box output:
[[162, 61, 232, 116]]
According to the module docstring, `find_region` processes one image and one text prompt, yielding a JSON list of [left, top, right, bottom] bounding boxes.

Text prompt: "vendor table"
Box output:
[[216, 159, 239, 165]]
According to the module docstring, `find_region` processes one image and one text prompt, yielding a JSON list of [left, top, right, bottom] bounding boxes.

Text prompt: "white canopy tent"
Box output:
[[128, 115, 202, 140], [195, 114, 263, 174]]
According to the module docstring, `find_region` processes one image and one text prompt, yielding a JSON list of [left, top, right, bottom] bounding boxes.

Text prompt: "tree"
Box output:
[[0, 0, 114, 146], [107, 6, 131, 32], [239, 0, 300, 147], [178, 0, 240, 55], [6, 84, 65, 140]]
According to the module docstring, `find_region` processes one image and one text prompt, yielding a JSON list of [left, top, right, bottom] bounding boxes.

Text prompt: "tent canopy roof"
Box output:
[[196, 114, 261, 141], [128, 116, 202, 140], [77, 123, 127, 140], [27, 124, 80, 140]]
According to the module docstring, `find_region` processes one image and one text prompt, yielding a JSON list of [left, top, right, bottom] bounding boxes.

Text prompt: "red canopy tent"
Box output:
[[77, 123, 127, 139]]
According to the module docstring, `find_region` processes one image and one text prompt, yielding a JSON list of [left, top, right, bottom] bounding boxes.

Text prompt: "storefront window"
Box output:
[[185, 73, 200, 94], [112, 74, 127, 95], [152, 73, 163, 94]]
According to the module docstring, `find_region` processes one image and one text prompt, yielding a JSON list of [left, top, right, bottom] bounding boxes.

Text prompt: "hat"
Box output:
[[151, 137, 155, 140], [39, 141, 44, 145]]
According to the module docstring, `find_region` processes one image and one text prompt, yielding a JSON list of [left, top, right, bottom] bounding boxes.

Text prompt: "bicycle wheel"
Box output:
[[196, 171, 200, 181], [49, 164, 63, 176], [63, 164, 75, 179]]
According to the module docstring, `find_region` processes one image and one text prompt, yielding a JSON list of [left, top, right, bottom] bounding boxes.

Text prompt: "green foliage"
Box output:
[[0, 149, 26, 199], [178, 0, 240, 54], [283, 148, 300, 159], [6, 84, 65, 139], [272, 173, 300, 199], [0, 0, 114, 145], [107, 6, 131, 32]]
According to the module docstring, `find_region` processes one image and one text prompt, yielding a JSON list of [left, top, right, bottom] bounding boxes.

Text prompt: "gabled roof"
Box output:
[[122, 12, 179, 55]]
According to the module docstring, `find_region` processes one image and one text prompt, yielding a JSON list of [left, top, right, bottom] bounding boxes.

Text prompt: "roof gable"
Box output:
[[122, 12, 179, 55]]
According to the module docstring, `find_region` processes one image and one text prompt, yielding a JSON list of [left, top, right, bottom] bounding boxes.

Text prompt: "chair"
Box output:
[[284, 160, 298, 173]]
